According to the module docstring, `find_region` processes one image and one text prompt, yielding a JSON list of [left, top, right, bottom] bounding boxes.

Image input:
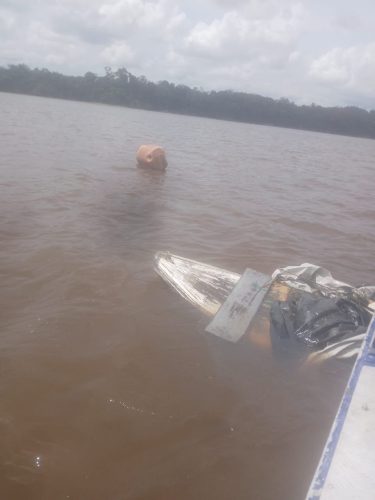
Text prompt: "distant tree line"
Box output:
[[1, 64, 374, 139]]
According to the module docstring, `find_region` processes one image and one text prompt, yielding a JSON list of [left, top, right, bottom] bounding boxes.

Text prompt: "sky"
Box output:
[[1, 0, 374, 108]]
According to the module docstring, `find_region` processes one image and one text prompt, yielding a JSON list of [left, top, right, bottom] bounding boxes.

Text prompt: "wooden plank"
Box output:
[[205, 268, 271, 342]]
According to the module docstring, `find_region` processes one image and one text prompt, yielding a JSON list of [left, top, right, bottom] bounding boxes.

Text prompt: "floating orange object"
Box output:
[[136, 145, 167, 170]]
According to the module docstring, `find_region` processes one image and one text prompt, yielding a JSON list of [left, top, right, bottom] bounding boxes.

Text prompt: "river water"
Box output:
[[1, 92, 374, 499]]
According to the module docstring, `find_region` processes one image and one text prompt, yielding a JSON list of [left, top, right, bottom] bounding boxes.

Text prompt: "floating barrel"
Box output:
[[136, 145, 167, 170]]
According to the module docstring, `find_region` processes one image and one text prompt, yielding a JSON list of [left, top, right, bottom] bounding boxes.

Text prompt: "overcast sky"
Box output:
[[1, 0, 374, 108]]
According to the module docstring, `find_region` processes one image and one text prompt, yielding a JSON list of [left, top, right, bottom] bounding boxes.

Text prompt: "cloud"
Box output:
[[0, 0, 187, 74], [0, 7, 15, 33], [100, 41, 135, 66], [310, 44, 375, 97], [51, 0, 186, 45], [310, 49, 350, 84], [0, 0, 374, 107], [175, 2, 307, 98], [184, 3, 305, 61], [99, 0, 165, 28], [334, 12, 363, 32]]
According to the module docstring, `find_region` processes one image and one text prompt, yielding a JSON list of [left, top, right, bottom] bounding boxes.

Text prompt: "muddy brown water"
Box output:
[[1, 92, 374, 499]]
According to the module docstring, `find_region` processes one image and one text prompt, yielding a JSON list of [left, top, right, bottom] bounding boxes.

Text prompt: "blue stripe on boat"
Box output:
[[306, 316, 375, 499]]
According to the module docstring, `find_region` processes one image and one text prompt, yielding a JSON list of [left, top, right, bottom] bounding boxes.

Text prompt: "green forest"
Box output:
[[1, 64, 374, 139]]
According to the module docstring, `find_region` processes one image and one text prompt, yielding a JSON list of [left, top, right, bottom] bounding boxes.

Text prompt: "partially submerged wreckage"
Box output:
[[154, 252, 374, 363], [154, 252, 375, 498]]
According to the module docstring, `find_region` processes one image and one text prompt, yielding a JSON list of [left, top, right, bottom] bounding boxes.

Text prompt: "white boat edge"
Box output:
[[306, 315, 375, 499]]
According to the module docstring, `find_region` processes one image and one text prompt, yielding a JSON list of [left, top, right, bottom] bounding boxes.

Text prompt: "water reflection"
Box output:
[[99, 166, 167, 260], [136, 165, 167, 186]]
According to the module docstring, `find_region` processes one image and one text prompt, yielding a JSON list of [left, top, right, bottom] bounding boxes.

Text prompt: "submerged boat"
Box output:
[[154, 251, 375, 499], [154, 251, 372, 360], [154, 251, 289, 347]]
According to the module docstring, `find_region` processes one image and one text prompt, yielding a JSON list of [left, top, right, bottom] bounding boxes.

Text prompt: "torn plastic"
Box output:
[[155, 252, 374, 361], [270, 291, 371, 361], [270, 264, 374, 361], [272, 263, 353, 298], [355, 286, 375, 312]]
